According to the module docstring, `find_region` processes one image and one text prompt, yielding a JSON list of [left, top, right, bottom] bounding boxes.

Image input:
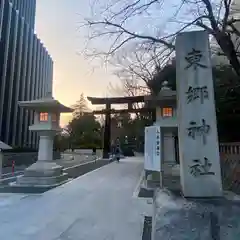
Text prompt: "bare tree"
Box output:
[[106, 47, 177, 122], [108, 44, 176, 97], [81, 0, 240, 77], [107, 48, 160, 113], [106, 49, 151, 111], [107, 78, 146, 113]]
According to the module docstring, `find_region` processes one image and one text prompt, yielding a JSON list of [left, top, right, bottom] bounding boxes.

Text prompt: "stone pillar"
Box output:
[[176, 30, 222, 197], [103, 102, 111, 159], [162, 132, 176, 176], [163, 132, 175, 163], [38, 134, 53, 161]]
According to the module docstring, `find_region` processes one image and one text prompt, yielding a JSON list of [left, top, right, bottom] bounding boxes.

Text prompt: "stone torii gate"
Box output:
[[87, 96, 156, 159]]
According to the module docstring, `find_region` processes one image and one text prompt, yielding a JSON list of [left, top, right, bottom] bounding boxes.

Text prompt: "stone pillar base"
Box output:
[[162, 164, 181, 191], [15, 161, 68, 187], [146, 171, 161, 188]]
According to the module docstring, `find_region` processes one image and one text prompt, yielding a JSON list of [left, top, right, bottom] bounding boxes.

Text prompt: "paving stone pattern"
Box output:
[[0, 157, 151, 240]]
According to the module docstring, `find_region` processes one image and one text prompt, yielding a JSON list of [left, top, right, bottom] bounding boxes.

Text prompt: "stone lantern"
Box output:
[[144, 81, 179, 188], [13, 92, 73, 190]]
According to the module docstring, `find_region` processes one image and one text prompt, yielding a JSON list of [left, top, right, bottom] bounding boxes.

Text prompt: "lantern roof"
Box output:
[[0, 140, 12, 150], [144, 89, 176, 101], [18, 92, 73, 113]]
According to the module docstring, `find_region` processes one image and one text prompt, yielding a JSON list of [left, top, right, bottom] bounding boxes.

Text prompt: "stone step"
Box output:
[[16, 173, 68, 186]]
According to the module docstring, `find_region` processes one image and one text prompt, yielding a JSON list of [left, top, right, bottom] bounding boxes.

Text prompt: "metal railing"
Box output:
[[220, 143, 240, 194], [219, 142, 240, 155]]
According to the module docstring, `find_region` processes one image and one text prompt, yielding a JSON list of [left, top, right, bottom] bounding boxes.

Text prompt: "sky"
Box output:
[[35, 0, 119, 126], [35, 0, 180, 126]]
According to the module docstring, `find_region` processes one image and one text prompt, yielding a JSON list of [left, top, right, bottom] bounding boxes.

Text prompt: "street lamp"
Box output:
[[117, 116, 123, 128], [124, 135, 128, 144], [117, 121, 122, 128]]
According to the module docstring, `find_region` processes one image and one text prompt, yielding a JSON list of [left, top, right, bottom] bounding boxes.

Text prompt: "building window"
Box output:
[[162, 107, 173, 117], [39, 112, 48, 122], [52, 114, 57, 122]]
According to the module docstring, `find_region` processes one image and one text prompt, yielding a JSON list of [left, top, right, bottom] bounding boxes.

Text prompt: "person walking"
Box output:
[[92, 146, 97, 163], [115, 137, 121, 162], [110, 140, 115, 161]]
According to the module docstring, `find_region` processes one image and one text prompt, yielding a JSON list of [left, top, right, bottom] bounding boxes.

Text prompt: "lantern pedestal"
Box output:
[[10, 94, 73, 191], [16, 162, 68, 186], [16, 131, 68, 187]]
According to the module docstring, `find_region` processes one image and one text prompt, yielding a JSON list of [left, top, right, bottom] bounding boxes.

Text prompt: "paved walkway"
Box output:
[[0, 157, 151, 240]]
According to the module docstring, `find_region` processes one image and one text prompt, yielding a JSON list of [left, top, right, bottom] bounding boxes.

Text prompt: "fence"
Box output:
[[220, 142, 240, 194], [1, 151, 61, 167], [219, 142, 240, 155]]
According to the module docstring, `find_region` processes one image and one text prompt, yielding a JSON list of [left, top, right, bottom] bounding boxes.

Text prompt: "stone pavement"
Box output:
[[0, 157, 151, 240]]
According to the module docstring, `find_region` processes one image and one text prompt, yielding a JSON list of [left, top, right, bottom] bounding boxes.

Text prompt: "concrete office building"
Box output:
[[9, 0, 36, 29], [0, 0, 53, 148]]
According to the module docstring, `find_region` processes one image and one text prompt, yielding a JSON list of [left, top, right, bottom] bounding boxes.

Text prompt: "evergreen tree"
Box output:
[[72, 93, 89, 118]]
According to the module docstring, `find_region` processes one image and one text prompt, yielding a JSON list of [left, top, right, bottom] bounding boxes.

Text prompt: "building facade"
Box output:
[[9, 0, 36, 29], [0, 0, 53, 148]]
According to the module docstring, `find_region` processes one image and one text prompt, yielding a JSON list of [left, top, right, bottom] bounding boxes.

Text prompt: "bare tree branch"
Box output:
[[86, 19, 175, 49], [222, 0, 232, 30], [79, 0, 240, 77]]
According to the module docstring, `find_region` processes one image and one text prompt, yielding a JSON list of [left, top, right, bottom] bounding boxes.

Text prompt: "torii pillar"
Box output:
[[103, 102, 111, 159]]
